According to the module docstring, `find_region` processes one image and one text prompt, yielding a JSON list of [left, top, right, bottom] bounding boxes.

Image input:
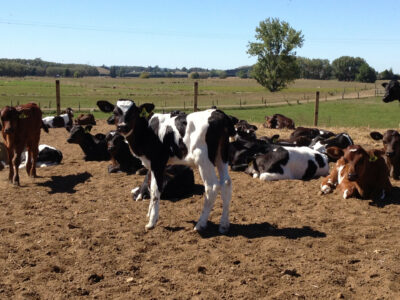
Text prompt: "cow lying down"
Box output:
[[0, 144, 63, 169], [245, 146, 329, 181], [131, 165, 195, 201], [320, 145, 392, 200]]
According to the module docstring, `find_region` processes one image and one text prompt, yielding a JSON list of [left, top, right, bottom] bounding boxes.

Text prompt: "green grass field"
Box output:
[[0, 76, 378, 109], [0, 76, 396, 128]]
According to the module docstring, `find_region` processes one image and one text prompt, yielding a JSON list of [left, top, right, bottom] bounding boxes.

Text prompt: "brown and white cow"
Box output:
[[370, 130, 400, 179], [74, 113, 96, 126], [0, 103, 46, 185], [263, 113, 295, 129], [320, 145, 392, 200]]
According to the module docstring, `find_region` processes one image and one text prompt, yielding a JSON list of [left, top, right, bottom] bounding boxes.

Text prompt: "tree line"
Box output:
[[0, 57, 397, 84], [0, 58, 99, 77]]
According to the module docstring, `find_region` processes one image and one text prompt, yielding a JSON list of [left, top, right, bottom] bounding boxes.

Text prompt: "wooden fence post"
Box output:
[[194, 81, 198, 112], [314, 91, 320, 126], [55, 80, 61, 115]]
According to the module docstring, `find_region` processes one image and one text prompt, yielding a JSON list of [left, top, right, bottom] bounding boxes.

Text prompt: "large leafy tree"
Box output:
[[332, 56, 366, 81], [355, 63, 377, 83], [247, 18, 304, 92]]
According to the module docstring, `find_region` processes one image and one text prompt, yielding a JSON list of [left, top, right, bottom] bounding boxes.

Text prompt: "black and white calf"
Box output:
[[310, 133, 354, 161], [105, 130, 144, 174], [131, 165, 195, 200], [42, 108, 74, 131], [245, 146, 329, 181], [98, 100, 235, 233], [19, 144, 63, 168], [67, 125, 111, 161]]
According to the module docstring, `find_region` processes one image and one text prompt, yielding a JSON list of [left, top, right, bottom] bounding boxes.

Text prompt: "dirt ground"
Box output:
[[0, 120, 399, 299]]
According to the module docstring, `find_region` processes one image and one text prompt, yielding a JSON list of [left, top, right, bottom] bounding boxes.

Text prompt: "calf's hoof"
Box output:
[[145, 222, 156, 230], [194, 222, 207, 232], [218, 224, 230, 234]]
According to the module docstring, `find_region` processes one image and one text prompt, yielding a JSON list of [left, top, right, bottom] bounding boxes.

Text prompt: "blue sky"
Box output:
[[1, 0, 399, 72]]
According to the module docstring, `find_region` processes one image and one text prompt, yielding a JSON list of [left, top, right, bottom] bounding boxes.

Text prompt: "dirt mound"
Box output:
[[1, 121, 399, 299]]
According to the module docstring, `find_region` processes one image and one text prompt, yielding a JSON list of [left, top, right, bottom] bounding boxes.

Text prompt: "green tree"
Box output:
[[140, 71, 150, 79], [188, 72, 200, 79], [247, 18, 304, 92], [110, 66, 117, 78], [332, 56, 366, 81], [236, 69, 248, 78], [378, 68, 395, 80], [355, 63, 376, 83]]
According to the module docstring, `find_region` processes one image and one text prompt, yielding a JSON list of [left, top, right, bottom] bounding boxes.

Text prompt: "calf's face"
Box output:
[[370, 130, 400, 159], [328, 145, 384, 181], [382, 80, 400, 103], [67, 125, 91, 144], [0, 106, 19, 134]]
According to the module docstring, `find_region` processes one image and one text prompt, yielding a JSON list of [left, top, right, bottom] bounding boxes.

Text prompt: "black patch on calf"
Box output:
[[38, 147, 63, 164], [206, 110, 234, 165], [302, 160, 317, 180], [251, 147, 289, 175], [52, 116, 65, 128], [163, 126, 186, 159], [314, 153, 326, 168], [175, 113, 187, 137]]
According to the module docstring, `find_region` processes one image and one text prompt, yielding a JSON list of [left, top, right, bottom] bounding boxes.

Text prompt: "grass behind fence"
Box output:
[[0, 77, 379, 110]]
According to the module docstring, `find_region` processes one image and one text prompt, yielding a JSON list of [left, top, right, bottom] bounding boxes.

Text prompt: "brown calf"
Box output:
[[370, 130, 400, 180], [320, 145, 392, 200], [0, 103, 45, 185], [263, 113, 295, 129], [74, 113, 96, 126]]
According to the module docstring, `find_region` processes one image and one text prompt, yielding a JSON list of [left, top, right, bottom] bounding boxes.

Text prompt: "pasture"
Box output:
[[0, 121, 400, 299], [0, 76, 378, 111]]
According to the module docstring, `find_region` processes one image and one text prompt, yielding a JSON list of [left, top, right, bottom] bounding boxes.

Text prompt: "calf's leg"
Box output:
[[195, 160, 220, 232], [145, 170, 163, 230], [216, 161, 231, 234]]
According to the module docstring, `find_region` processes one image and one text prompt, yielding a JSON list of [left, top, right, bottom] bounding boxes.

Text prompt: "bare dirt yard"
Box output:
[[1, 121, 399, 299]]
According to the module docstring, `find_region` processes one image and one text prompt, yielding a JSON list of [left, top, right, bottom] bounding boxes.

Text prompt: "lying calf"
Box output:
[[42, 108, 74, 131], [67, 125, 110, 161], [131, 165, 195, 200], [105, 130, 144, 174], [245, 146, 329, 181], [310, 132, 354, 161], [320, 145, 392, 200]]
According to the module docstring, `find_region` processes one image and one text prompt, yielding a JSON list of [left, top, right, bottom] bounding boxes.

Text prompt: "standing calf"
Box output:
[[98, 100, 234, 233], [0, 103, 46, 185]]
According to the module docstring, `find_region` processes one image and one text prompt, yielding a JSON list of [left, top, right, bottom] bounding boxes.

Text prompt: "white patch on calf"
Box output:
[[257, 146, 329, 181], [338, 165, 345, 184], [116, 100, 134, 114]]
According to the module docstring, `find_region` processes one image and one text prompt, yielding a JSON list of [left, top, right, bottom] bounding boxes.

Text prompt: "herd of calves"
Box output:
[[0, 78, 399, 232]]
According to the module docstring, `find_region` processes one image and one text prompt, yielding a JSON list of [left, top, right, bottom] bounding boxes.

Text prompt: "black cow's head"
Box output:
[[382, 80, 400, 103], [105, 130, 125, 154], [67, 125, 92, 144], [97, 99, 154, 136]]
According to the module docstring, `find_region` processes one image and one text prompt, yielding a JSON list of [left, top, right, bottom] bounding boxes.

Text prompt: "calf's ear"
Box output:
[[84, 125, 92, 133], [372, 149, 385, 158], [139, 103, 155, 119], [326, 146, 344, 160], [381, 83, 388, 88], [97, 100, 115, 113], [370, 131, 383, 140]]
